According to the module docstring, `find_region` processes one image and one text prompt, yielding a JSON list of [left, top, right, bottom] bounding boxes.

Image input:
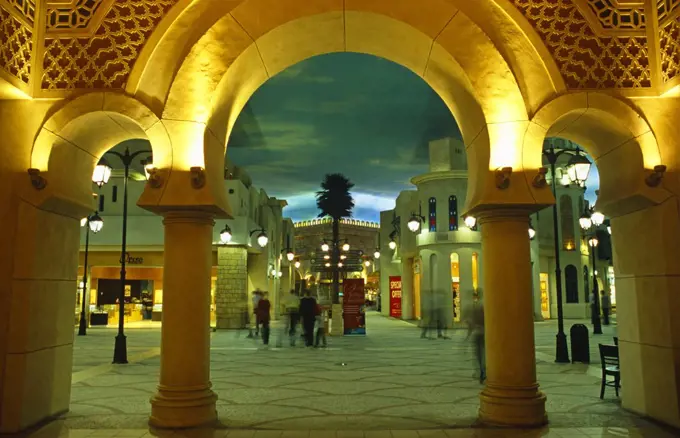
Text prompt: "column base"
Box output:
[[149, 384, 218, 429], [479, 384, 547, 427]]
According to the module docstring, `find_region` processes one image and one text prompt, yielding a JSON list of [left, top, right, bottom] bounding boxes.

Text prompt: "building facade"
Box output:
[[293, 218, 379, 301], [379, 137, 614, 325], [77, 152, 295, 329]]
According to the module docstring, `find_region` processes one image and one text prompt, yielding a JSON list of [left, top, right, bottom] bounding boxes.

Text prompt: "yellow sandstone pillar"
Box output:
[[478, 209, 547, 427], [150, 211, 217, 428]]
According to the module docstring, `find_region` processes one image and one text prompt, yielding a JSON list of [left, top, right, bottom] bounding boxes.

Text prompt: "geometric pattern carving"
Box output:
[[8, 0, 35, 26], [41, 0, 178, 90], [658, 0, 680, 26], [511, 0, 651, 88], [660, 16, 680, 82], [0, 4, 32, 84], [46, 0, 105, 31], [586, 0, 645, 32]]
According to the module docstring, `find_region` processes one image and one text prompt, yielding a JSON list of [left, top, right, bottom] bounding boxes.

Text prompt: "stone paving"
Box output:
[[15, 313, 677, 438]]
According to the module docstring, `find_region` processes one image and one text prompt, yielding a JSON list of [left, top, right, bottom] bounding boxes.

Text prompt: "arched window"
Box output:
[[449, 195, 458, 231], [560, 195, 576, 250], [583, 265, 590, 302], [565, 265, 579, 303], [428, 197, 437, 232]]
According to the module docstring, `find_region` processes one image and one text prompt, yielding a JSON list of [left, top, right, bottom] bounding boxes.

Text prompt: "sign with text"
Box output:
[[389, 276, 402, 318], [343, 278, 366, 335]]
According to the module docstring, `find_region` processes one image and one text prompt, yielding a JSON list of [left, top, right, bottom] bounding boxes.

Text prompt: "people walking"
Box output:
[[280, 289, 300, 347], [466, 293, 486, 383], [601, 290, 611, 325], [256, 291, 271, 346], [315, 303, 327, 348], [299, 289, 317, 347], [421, 289, 449, 339]]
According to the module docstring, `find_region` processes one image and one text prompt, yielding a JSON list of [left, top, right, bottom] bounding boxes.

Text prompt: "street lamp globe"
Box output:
[[364, 260, 371, 267], [92, 157, 112, 187], [579, 213, 592, 231], [588, 237, 599, 247], [321, 242, 330, 252], [80, 217, 88, 227], [325, 262, 331, 267], [464, 216, 477, 229], [277, 271, 283, 278], [257, 231, 269, 247], [407, 215, 421, 232], [591, 211, 605, 227], [294, 260, 301, 269], [338, 262, 343, 268], [286, 251, 295, 262], [220, 224, 232, 244], [528, 225, 536, 240], [607, 225, 612, 235], [89, 213, 104, 233], [566, 153, 592, 185], [388, 240, 397, 250], [374, 250, 380, 259]]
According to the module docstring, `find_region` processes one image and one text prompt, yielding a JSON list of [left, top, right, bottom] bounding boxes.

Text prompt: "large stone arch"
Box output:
[[141, 0, 564, 218], [526, 92, 672, 217], [28, 92, 173, 217], [127, 0, 564, 118]]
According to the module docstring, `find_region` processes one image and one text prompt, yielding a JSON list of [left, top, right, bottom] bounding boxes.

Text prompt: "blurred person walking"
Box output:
[[465, 292, 486, 383], [299, 289, 318, 347], [256, 291, 271, 346]]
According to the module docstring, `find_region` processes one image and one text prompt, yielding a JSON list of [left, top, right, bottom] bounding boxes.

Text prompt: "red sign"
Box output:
[[389, 276, 402, 318], [343, 279, 366, 335]]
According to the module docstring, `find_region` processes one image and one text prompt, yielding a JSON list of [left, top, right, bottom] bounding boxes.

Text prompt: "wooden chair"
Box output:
[[614, 336, 619, 346], [599, 344, 621, 399]]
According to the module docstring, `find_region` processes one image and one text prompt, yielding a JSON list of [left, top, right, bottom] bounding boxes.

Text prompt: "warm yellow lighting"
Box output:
[[342, 243, 350, 251], [389, 240, 397, 250], [464, 216, 477, 229], [364, 260, 371, 267], [488, 121, 525, 170], [294, 261, 301, 269]]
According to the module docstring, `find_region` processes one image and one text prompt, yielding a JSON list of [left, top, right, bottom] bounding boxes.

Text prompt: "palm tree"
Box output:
[[316, 173, 355, 304]]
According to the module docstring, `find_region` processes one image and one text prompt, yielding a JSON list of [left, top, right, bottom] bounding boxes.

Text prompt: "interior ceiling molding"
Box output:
[[0, 0, 678, 98]]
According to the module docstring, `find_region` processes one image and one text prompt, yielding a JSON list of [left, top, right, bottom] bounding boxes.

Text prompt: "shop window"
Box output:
[[428, 197, 437, 232], [449, 195, 458, 231], [451, 253, 461, 322], [560, 195, 576, 250], [565, 264, 578, 303]]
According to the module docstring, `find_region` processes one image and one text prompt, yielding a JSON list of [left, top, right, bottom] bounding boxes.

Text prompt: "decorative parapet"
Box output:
[[294, 217, 380, 229]]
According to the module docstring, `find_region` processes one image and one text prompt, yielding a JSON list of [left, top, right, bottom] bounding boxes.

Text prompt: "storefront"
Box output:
[[76, 251, 219, 327]]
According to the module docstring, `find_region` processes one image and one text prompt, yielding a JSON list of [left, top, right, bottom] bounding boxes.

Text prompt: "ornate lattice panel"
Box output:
[[512, 0, 651, 89], [660, 16, 680, 83], [585, 0, 645, 32], [8, 0, 35, 26], [658, 0, 680, 26], [0, 4, 32, 84], [41, 0, 178, 90], [46, 0, 106, 31]]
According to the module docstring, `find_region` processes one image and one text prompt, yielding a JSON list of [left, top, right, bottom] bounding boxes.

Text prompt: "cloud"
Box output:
[[274, 65, 335, 84]]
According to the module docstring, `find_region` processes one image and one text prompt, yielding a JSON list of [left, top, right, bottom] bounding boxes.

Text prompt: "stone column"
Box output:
[[478, 209, 546, 427], [435, 248, 454, 328], [457, 248, 474, 322], [613, 199, 680, 428], [150, 212, 217, 428], [216, 246, 248, 329], [401, 257, 414, 320]]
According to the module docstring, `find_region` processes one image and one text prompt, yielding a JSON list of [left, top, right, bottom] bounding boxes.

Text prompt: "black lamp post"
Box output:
[[580, 208, 604, 335], [94, 147, 152, 364], [542, 145, 592, 364], [78, 212, 104, 336]]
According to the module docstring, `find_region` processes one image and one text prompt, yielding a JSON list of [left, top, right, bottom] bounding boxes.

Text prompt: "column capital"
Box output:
[[162, 210, 215, 226], [475, 207, 534, 225]]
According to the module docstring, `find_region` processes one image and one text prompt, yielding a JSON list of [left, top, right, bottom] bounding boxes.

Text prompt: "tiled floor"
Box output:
[[11, 313, 677, 438]]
